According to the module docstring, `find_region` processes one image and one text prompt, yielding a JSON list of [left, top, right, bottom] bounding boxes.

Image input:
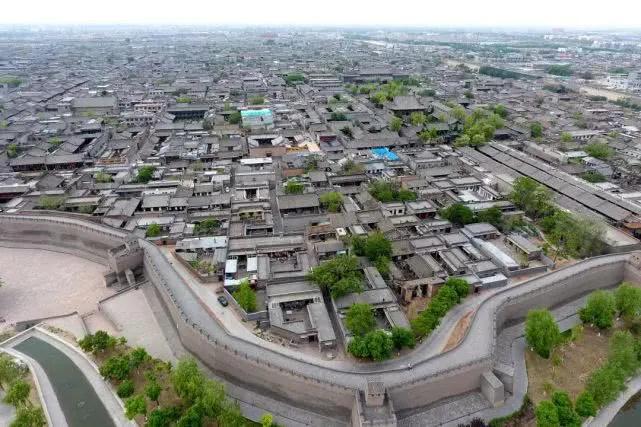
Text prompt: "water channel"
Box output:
[[14, 336, 115, 427]]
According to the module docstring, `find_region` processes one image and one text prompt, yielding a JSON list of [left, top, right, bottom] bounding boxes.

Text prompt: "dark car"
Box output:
[[217, 295, 229, 307]]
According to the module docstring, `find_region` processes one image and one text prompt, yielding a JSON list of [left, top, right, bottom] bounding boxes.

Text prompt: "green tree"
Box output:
[[525, 309, 561, 358], [375, 256, 391, 279], [100, 355, 132, 381], [409, 112, 426, 126], [389, 116, 403, 132], [346, 303, 376, 337], [530, 122, 543, 138], [261, 413, 274, 427], [510, 177, 553, 219], [615, 283, 641, 318], [580, 290, 616, 329], [446, 277, 470, 299], [94, 171, 112, 183], [560, 132, 573, 143], [551, 390, 580, 427], [440, 203, 474, 226], [475, 207, 503, 228], [146, 223, 162, 238], [585, 142, 613, 160], [145, 379, 162, 404], [319, 192, 343, 213], [363, 232, 392, 262], [4, 380, 30, 407], [10, 406, 46, 427], [172, 359, 205, 405], [493, 104, 508, 118], [176, 96, 192, 104], [391, 327, 415, 350], [6, 143, 18, 158], [0, 354, 21, 391], [348, 330, 394, 361], [135, 165, 156, 184], [218, 401, 246, 427], [130, 347, 150, 371], [608, 330, 640, 377], [176, 404, 203, 427], [78, 330, 117, 354], [147, 407, 181, 427], [307, 255, 363, 299], [418, 127, 439, 144], [117, 379, 135, 398], [228, 111, 241, 124], [197, 380, 226, 419], [535, 400, 559, 427], [249, 96, 265, 105], [125, 394, 147, 420], [284, 179, 304, 194], [574, 392, 596, 417], [585, 362, 626, 407], [193, 218, 221, 236], [233, 280, 257, 312], [37, 195, 65, 210]]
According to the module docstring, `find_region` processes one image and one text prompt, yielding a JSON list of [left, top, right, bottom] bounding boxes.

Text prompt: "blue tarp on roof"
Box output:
[[371, 147, 399, 161]]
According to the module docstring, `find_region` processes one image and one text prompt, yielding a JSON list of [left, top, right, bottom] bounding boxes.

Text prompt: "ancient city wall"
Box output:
[[3, 215, 641, 421]]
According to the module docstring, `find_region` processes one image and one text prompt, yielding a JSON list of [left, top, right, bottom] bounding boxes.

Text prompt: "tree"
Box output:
[[363, 232, 392, 262], [493, 104, 508, 118], [4, 380, 30, 407], [391, 327, 415, 350], [346, 303, 376, 337], [261, 413, 274, 427], [145, 379, 162, 405], [510, 177, 553, 219], [10, 406, 46, 427], [130, 347, 150, 370], [197, 380, 226, 419], [307, 255, 363, 299], [574, 392, 596, 417], [580, 290, 616, 329], [193, 218, 221, 236], [369, 180, 416, 203], [249, 96, 265, 105], [581, 170, 606, 183], [475, 207, 503, 228], [348, 330, 394, 361], [409, 112, 426, 126], [228, 111, 241, 124], [6, 143, 18, 158], [172, 359, 205, 405], [117, 379, 135, 398], [100, 355, 132, 381], [146, 223, 162, 238], [560, 132, 573, 143], [615, 283, 641, 318], [125, 394, 147, 420], [147, 407, 181, 427], [176, 96, 192, 104], [284, 179, 304, 194], [551, 390, 580, 427], [319, 192, 343, 213], [608, 330, 640, 377], [525, 309, 561, 358], [446, 277, 470, 300], [419, 128, 439, 144], [535, 400, 559, 427], [389, 116, 403, 133], [135, 165, 156, 184], [176, 404, 203, 427], [370, 92, 387, 106], [37, 195, 65, 210], [94, 171, 112, 183], [78, 330, 117, 354], [585, 362, 626, 407], [375, 256, 391, 279], [530, 122, 543, 138], [440, 203, 474, 226], [218, 401, 246, 427], [233, 280, 257, 312], [585, 142, 613, 160], [0, 354, 21, 391]]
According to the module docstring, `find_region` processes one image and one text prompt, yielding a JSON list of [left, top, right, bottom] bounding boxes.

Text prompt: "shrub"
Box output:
[[117, 379, 135, 398], [580, 290, 616, 329], [535, 400, 559, 427], [525, 309, 561, 359], [391, 327, 415, 350], [551, 390, 580, 426], [574, 391, 596, 417], [615, 283, 641, 318]]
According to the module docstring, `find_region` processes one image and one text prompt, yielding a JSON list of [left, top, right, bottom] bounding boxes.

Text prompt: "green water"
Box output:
[[609, 390, 641, 427], [14, 336, 115, 427]]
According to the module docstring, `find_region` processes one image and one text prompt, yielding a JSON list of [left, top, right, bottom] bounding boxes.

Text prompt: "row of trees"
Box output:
[[510, 177, 604, 259], [82, 331, 267, 426], [345, 303, 415, 361], [0, 353, 46, 427], [411, 278, 470, 338], [439, 203, 503, 228], [368, 180, 417, 203]]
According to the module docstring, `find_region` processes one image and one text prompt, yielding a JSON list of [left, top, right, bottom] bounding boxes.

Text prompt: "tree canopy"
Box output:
[[307, 254, 363, 299], [580, 290, 616, 329], [525, 309, 561, 359], [233, 280, 257, 312], [439, 203, 474, 226], [319, 192, 343, 213], [368, 180, 416, 203], [345, 303, 376, 337]]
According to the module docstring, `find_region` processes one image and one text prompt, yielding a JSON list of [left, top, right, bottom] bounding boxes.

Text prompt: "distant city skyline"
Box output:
[[2, 0, 641, 30]]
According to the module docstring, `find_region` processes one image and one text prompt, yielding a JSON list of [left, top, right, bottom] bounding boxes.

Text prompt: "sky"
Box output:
[[1, 0, 641, 29]]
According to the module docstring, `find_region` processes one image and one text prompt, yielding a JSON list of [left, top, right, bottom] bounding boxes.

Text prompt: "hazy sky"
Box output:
[[2, 0, 641, 29]]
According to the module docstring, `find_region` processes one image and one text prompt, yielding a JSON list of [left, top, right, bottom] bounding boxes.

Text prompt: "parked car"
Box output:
[[217, 295, 229, 307]]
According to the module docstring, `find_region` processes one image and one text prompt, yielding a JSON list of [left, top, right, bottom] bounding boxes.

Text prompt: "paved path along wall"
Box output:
[[2, 214, 641, 423]]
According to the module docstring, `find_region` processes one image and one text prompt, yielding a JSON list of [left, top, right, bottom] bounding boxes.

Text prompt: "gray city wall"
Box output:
[[2, 214, 641, 424]]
